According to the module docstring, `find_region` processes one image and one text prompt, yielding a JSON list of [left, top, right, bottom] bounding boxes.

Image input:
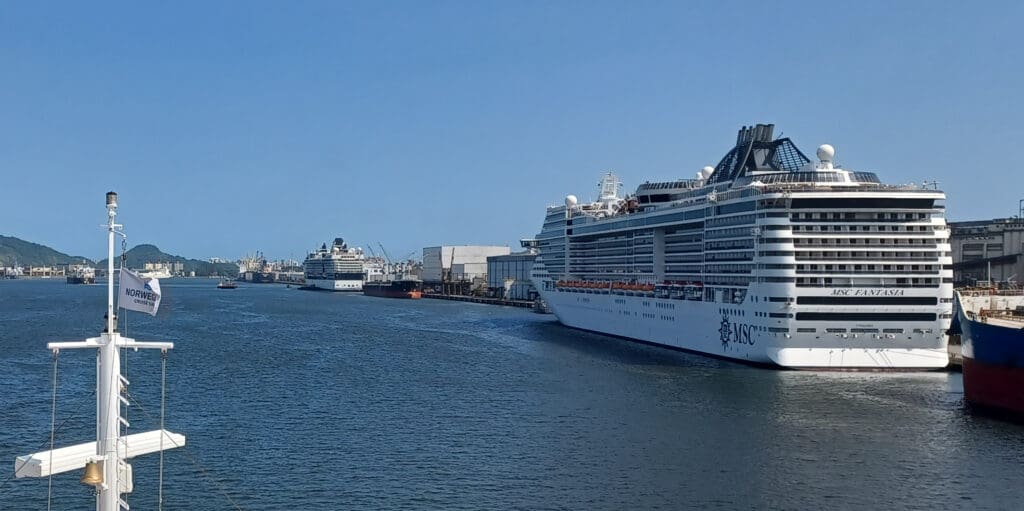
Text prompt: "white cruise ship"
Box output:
[[529, 124, 952, 369], [303, 238, 365, 291], [137, 268, 172, 279]]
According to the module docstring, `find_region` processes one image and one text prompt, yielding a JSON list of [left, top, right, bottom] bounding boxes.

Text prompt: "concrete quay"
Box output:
[[422, 293, 535, 309]]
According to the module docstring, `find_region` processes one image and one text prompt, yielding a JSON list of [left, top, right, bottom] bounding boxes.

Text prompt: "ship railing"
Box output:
[[754, 183, 942, 194], [957, 287, 1023, 297], [793, 270, 941, 275], [975, 308, 1024, 324], [794, 282, 942, 288]]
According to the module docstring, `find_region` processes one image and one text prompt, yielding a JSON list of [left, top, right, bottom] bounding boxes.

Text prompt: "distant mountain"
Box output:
[[96, 244, 238, 277], [0, 236, 95, 267]]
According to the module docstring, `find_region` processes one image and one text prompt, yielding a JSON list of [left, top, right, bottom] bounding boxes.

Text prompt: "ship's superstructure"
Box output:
[[303, 238, 365, 291], [67, 263, 96, 284], [530, 124, 953, 369]]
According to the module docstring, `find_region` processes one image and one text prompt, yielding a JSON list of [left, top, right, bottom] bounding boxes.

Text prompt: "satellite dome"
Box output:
[[816, 144, 835, 162], [565, 195, 578, 207], [700, 166, 714, 179]]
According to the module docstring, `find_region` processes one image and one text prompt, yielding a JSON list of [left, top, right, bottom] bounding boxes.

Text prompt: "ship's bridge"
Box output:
[[635, 179, 706, 205]]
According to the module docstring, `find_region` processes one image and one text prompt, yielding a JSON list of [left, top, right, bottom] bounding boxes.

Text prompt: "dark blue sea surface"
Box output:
[[1, 279, 1023, 510]]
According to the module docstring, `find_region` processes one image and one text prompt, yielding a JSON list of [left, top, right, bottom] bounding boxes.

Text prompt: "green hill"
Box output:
[[0, 236, 95, 267], [97, 244, 238, 277]]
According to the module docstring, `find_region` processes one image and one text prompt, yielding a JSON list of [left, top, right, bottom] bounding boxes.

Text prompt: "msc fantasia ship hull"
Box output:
[[303, 277, 363, 291], [539, 283, 948, 369], [530, 124, 952, 370]]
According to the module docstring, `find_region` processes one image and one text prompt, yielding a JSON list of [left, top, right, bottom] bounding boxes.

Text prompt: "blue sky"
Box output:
[[2, 1, 1021, 262]]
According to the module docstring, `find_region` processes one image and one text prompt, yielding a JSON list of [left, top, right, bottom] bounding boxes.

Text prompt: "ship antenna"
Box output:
[[106, 192, 117, 336]]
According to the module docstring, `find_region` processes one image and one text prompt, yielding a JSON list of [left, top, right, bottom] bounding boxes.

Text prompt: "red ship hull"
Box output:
[[963, 358, 1024, 417], [954, 292, 1024, 419], [363, 281, 422, 299]]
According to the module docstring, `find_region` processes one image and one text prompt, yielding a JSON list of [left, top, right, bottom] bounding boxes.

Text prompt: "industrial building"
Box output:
[[144, 261, 184, 275], [949, 217, 1024, 286], [486, 253, 537, 301], [422, 245, 511, 285]]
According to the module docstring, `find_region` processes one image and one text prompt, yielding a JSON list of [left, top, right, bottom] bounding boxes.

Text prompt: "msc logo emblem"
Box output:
[[719, 315, 732, 350], [718, 314, 755, 351]]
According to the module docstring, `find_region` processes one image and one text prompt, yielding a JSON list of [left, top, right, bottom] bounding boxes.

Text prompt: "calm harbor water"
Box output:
[[1, 279, 1022, 510]]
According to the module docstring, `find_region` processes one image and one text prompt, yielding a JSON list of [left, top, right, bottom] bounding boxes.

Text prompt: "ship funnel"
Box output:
[[736, 124, 775, 145]]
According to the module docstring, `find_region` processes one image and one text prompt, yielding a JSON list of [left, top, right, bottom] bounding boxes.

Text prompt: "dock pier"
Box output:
[[948, 344, 963, 371], [422, 293, 535, 309]]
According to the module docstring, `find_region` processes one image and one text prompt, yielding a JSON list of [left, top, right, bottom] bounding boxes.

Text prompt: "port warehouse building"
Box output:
[[950, 217, 1024, 286], [422, 245, 511, 283], [486, 253, 538, 301]]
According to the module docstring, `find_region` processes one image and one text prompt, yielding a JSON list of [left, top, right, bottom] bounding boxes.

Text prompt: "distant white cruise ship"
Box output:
[[303, 238, 365, 291], [529, 124, 952, 369], [137, 268, 171, 279]]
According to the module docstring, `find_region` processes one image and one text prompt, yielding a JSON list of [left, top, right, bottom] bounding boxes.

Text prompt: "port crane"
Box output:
[[377, 243, 394, 265]]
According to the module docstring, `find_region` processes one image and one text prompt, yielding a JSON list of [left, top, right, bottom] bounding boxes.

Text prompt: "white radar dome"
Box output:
[[816, 144, 835, 161], [565, 195, 578, 207], [700, 166, 714, 179]]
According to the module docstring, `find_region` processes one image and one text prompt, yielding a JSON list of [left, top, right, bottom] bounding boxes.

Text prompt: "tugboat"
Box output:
[[217, 279, 238, 289], [953, 289, 1024, 419], [13, 192, 185, 510]]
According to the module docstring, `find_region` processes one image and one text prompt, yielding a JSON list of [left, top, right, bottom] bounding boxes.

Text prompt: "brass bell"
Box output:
[[80, 460, 103, 486]]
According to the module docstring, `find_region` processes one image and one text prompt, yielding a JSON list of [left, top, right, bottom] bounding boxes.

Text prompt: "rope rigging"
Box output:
[[120, 235, 130, 510], [0, 388, 95, 494], [158, 350, 166, 511], [47, 349, 59, 510], [124, 386, 245, 511]]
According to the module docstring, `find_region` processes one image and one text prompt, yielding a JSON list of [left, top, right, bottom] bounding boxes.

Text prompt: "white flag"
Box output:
[[118, 269, 162, 316]]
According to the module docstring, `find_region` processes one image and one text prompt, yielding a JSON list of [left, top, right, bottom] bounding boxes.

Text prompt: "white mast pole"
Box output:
[[99, 191, 121, 511], [107, 193, 117, 335], [12, 192, 184, 510]]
